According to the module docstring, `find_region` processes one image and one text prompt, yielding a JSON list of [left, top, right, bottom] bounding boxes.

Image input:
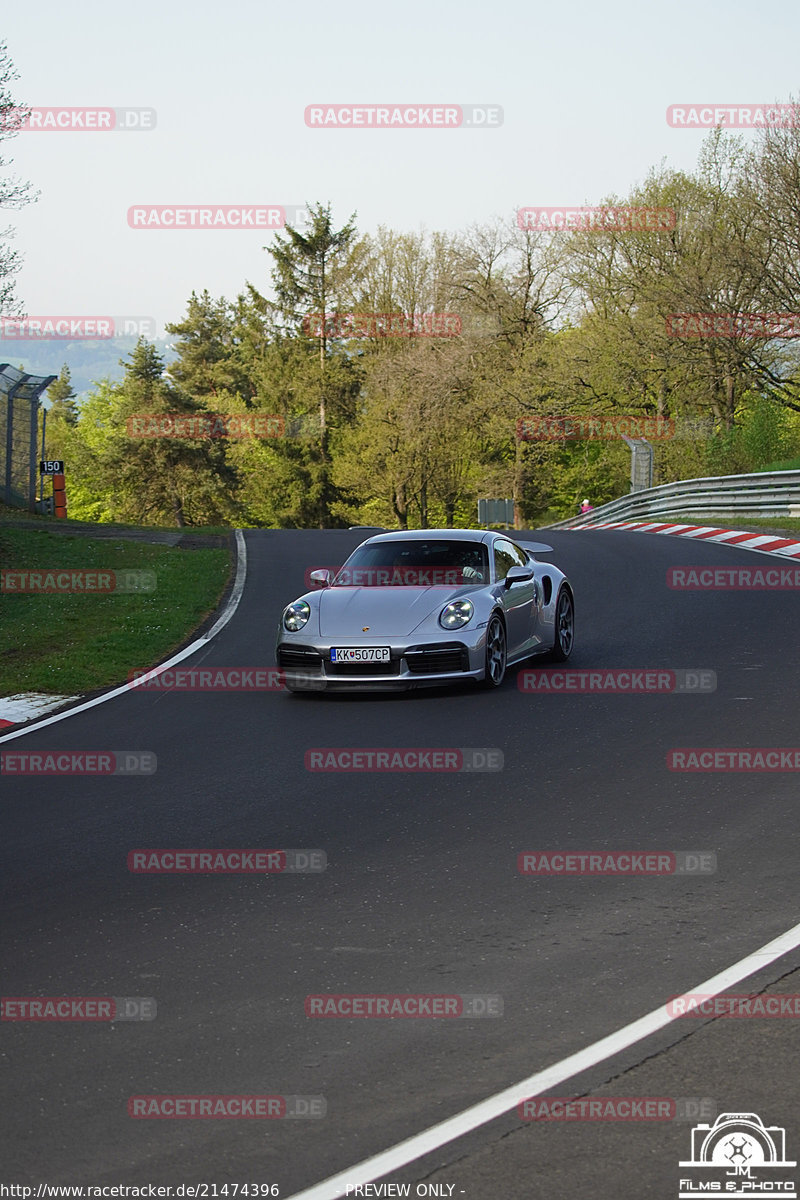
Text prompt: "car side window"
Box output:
[[493, 541, 518, 582]]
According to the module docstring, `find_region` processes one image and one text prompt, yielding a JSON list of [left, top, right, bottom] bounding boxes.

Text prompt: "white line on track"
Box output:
[[286, 920, 800, 1200], [0, 530, 247, 744]]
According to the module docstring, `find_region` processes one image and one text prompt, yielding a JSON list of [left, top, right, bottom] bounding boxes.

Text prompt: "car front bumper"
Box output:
[[276, 634, 487, 691]]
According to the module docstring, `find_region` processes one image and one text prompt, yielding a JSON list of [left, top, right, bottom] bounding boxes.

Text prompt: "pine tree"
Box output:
[[47, 364, 79, 425], [165, 290, 255, 402], [266, 203, 360, 526]]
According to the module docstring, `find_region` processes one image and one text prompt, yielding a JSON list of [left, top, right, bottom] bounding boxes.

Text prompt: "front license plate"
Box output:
[[331, 647, 391, 663]]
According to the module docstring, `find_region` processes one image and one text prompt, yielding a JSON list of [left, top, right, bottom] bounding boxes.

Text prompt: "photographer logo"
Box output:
[[679, 1112, 796, 1197]]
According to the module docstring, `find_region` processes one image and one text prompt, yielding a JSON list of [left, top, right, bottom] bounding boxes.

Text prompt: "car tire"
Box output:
[[549, 587, 575, 662], [482, 614, 507, 688]]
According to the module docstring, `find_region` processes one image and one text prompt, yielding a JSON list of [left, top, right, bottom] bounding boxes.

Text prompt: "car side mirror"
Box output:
[[505, 564, 534, 587], [309, 569, 332, 588]]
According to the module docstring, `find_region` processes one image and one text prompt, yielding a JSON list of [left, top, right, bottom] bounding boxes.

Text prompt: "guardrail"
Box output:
[[541, 469, 800, 529]]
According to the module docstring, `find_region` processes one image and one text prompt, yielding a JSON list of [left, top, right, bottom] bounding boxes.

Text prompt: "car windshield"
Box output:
[[334, 540, 489, 586]]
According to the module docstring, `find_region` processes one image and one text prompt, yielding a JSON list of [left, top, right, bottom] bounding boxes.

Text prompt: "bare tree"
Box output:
[[743, 102, 800, 410], [0, 42, 37, 315]]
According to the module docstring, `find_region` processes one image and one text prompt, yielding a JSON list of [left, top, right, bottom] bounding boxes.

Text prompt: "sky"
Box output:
[[2, 0, 799, 346]]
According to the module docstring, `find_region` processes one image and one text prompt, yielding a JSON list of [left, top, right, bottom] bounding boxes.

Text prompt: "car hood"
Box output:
[[318, 586, 468, 638]]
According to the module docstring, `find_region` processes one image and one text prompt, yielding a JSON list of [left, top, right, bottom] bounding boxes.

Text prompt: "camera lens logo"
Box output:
[[724, 1137, 751, 1167], [679, 1112, 797, 1197]]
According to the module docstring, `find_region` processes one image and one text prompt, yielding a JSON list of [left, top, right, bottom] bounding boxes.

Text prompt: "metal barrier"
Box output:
[[542, 469, 800, 529], [0, 365, 56, 510]]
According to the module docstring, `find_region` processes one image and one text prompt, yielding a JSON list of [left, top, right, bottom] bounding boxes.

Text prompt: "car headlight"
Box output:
[[439, 599, 474, 630], [283, 600, 311, 632]]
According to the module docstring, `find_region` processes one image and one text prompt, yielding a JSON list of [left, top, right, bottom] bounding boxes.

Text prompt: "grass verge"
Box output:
[[758, 457, 800, 473], [658, 515, 800, 534], [0, 527, 231, 695]]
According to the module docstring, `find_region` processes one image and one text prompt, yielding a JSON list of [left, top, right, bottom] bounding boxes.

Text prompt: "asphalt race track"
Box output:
[[2, 527, 799, 1198]]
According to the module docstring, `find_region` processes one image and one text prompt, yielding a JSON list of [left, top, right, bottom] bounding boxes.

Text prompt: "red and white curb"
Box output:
[[570, 520, 800, 559], [0, 693, 81, 729]]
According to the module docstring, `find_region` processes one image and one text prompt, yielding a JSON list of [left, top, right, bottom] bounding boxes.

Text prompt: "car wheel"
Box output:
[[550, 587, 575, 661], [482, 614, 507, 688]]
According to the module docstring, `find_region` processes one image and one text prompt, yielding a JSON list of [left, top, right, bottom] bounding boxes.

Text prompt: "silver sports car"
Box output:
[[276, 529, 574, 692]]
